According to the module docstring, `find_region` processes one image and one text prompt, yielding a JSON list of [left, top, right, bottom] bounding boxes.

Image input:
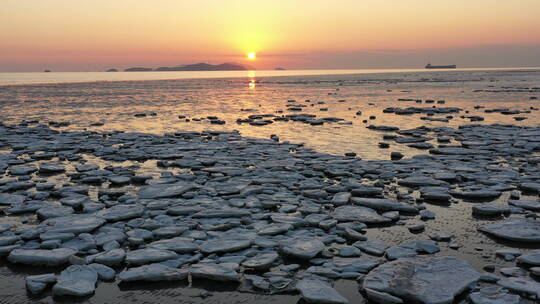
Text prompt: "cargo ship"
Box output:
[[425, 63, 456, 69]]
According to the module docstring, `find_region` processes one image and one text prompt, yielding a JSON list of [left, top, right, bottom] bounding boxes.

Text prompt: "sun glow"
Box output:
[[247, 52, 256, 60]]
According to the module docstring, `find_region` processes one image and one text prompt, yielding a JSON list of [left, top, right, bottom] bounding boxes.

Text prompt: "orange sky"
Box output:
[[1, 0, 540, 71]]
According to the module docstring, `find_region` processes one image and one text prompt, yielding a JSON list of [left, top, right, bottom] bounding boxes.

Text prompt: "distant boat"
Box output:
[[425, 63, 456, 69], [44, 69, 51, 72]]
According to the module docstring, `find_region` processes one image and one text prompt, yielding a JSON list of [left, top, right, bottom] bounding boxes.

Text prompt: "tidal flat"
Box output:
[[0, 69, 539, 303]]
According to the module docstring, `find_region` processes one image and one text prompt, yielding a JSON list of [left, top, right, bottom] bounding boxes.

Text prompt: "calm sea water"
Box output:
[[1, 68, 538, 85], [1, 68, 539, 159]]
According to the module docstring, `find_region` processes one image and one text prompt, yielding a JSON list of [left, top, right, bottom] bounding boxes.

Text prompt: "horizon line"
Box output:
[[3, 66, 540, 73]]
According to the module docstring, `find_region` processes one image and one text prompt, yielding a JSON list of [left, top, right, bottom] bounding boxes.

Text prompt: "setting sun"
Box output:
[[247, 52, 256, 60]]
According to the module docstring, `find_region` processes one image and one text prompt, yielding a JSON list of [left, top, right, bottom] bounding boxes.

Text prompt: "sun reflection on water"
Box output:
[[248, 70, 256, 89], [248, 80, 256, 89]]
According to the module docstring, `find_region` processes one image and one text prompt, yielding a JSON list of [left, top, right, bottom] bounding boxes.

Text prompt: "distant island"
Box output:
[[124, 67, 153, 72], [274, 67, 286, 70], [106, 68, 118, 72], [425, 63, 456, 69], [124, 62, 248, 72]]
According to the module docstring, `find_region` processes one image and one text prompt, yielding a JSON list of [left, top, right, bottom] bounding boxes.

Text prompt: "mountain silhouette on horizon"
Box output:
[[124, 62, 251, 72]]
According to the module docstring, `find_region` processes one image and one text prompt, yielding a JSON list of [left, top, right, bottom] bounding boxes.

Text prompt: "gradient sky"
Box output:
[[1, 0, 540, 71]]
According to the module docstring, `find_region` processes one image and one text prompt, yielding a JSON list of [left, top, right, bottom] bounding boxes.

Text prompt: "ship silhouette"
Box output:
[[425, 63, 456, 69]]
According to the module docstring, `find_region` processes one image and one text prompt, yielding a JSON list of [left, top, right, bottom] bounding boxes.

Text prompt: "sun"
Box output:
[[247, 51, 256, 60]]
